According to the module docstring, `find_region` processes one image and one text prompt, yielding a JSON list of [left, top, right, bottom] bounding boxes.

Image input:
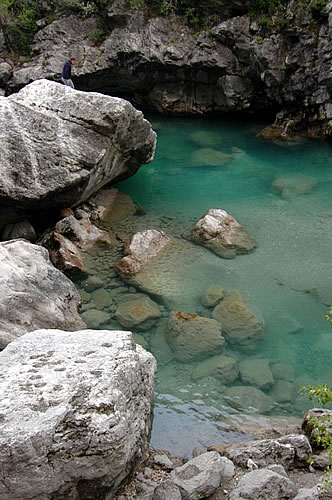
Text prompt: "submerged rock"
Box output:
[[271, 175, 318, 199], [0, 79, 156, 210], [0, 239, 85, 349], [212, 290, 264, 350], [239, 358, 274, 390], [115, 295, 161, 330], [0, 328, 156, 499], [192, 354, 239, 383], [167, 311, 225, 362], [187, 209, 256, 258], [223, 386, 275, 414], [201, 284, 225, 307]]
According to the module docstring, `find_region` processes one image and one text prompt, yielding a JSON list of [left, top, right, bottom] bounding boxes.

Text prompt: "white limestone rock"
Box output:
[[188, 209, 256, 258], [0, 328, 156, 499], [0, 79, 156, 209], [0, 239, 85, 349]]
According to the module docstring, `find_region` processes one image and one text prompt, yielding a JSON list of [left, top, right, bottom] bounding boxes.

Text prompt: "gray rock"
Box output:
[[167, 311, 225, 362], [212, 290, 264, 350], [292, 486, 321, 499], [0, 79, 156, 209], [169, 451, 227, 499], [0, 239, 85, 349], [188, 209, 256, 259], [229, 468, 298, 499], [152, 480, 182, 500], [81, 308, 111, 328], [224, 435, 312, 470], [0, 61, 12, 86], [0, 328, 156, 499]]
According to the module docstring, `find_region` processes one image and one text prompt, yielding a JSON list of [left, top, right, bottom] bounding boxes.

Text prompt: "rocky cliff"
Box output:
[[1, 0, 332, 138]]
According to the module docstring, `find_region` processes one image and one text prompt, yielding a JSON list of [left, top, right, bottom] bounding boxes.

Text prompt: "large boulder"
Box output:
[[0, 328, 156, 499], [239, 358, 274, 390], [187, 209, 256, 258], [0, 239, 85, 349], [212, 290, 264, 350], [0, 79, 156, 209], [167, 311, 225, 362]]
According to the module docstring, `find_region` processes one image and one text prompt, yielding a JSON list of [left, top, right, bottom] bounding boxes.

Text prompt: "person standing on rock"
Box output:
[[61, 57, 76, 88]]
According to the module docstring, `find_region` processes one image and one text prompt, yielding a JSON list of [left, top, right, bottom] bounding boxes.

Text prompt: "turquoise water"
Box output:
[[77, 115, 332, 456]]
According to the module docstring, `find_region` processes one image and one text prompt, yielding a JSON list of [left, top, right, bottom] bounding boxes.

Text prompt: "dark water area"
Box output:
[[75, 114, 332, 456]]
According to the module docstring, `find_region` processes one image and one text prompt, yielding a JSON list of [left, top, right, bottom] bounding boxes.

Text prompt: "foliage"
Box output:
[[0, 0, 38, 54], [323, 306, 332, 327], [301, 351, 332, 492]]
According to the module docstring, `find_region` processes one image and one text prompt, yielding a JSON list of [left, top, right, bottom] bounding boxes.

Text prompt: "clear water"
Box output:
[[76, 114, 332, 457]]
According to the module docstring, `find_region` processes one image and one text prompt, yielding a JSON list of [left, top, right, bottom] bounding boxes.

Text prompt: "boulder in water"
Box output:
[[212, 290, 264, 350], [271, 175, 318, 199], [192, 354, 239, 383], [187, 209, 256, 258], [115, 295, 161, 330], [223, 386, 274, 413]]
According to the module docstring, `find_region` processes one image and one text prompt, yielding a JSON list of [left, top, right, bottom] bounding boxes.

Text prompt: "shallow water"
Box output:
[[76, 114, 332, 456]]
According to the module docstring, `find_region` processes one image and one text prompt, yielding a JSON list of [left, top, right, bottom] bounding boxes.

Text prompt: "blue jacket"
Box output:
[[62, 60, 72, 80]]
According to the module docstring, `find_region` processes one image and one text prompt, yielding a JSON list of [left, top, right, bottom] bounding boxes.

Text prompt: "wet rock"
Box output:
[[229, 468, 298, 500], [187, 209, 256, 259], [212, 290, 264, 350], [150, 320, 174, 363], [201, 284, 225, 307], [115, 295, 161, 331], [0, 79, 156, 210], [223, 435, 312, 470], [0, 329, 156, 499], [84, 275, 105, 291], [271, 175, 318, 199], [192, 354, 239, 384], [0, 239, 85, 349], [223, 386, 275, 414], [239, 358, 274, 390], [167, 311, 225, 362]]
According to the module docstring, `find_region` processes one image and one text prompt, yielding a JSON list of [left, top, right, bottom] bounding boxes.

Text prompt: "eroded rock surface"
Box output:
[[0, 328, 156, 499], [0, 239, 85, 349], [0, 79, 156, 210]]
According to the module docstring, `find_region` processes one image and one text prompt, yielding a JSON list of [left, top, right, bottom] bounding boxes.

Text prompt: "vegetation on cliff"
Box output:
[[0, 0, 330, 57]]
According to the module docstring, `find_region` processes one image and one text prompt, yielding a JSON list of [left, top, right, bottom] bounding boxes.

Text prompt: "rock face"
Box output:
[[167, 311, 225, 362], [0, 239, 85, 349], [3, 3, 331, 136], [212, 290, 264, 350], [0, 79, 156, 210], [0, 328, 156, 499], [188, 209, 256, 259]]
